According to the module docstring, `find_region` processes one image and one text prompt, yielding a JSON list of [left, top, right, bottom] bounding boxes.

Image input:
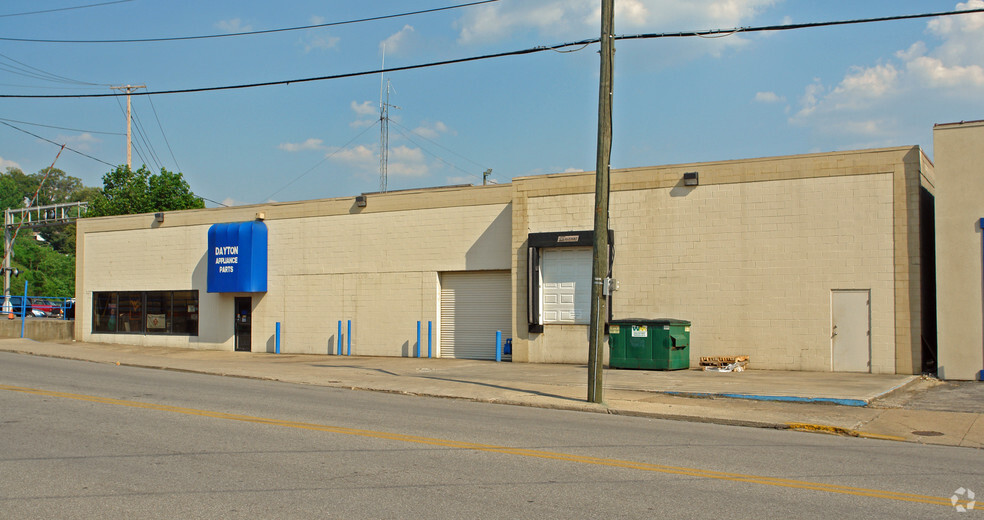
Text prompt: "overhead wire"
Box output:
[[112, 95, 150, 167], [389, 119, 488, 172], [0, 116, 122, 135], [0, 52, 106, 86], [392, 126, 482, 181], [262, 120, 380, 202], [0, 0, 499, 44], [0, 120, 227, 208], [146, 96, 181, 172], [0, 120, 116, 167], [0, 0, 133, 19], [131, 104, 164, 170], [4, 7, 982, 100]]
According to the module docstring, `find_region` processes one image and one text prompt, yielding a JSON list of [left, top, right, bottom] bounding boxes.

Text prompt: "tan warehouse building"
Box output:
[[77, 122, 983, 377]]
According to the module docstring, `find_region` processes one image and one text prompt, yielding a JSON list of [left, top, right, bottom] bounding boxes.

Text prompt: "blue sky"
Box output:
[[1, 0, 982, 207]]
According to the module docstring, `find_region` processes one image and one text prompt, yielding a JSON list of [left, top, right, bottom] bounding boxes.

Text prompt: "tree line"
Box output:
[[2, 165, 204, 298]]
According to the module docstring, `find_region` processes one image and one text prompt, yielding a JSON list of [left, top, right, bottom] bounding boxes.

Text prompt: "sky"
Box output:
[[0, 0, 982, 207]]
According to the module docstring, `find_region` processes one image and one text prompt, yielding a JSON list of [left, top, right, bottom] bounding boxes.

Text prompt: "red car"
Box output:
[[30, 298, 62, 317]]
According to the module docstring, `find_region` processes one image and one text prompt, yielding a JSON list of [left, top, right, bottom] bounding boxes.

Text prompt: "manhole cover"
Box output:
[[912, 430, 945, 437]]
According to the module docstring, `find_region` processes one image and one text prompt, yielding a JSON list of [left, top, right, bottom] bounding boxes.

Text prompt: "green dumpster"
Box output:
[[608, 319, 691, 370]]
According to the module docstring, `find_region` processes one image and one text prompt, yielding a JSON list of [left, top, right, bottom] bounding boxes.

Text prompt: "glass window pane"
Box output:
[[92, 292, 117, 333], [145, 291, 170, 333], [171, 290, 198, 335], [117, 291, 143, 333]]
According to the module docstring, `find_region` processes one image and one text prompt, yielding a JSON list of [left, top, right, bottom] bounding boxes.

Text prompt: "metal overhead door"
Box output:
[[441, 271, 512, 360], [541, 248, 592, 324]]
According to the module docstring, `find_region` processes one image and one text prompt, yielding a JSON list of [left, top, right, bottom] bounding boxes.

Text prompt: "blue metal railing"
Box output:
[[2, 296, 74, 320]]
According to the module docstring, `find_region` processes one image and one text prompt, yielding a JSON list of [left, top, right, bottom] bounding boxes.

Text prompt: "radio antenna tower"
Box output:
[[378, 46, 399, 193]]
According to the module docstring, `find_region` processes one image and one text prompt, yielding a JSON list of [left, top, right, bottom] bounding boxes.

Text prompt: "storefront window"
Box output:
[[144, 291, 171, 333], [171, 291, 199, 335], [91, 290, 198, 336], [92, 292, 117, 333]]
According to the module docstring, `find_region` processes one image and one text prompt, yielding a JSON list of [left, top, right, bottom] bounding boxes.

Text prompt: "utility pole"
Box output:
[[588, 0, 614, 404], [111, 84, 145, 168]]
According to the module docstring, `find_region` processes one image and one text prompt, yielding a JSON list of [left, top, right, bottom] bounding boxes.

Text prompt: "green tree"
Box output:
[[88, 165, 204, 217]]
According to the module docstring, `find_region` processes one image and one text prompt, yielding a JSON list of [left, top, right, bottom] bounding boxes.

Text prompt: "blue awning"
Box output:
[[207, 221, 267, 293]]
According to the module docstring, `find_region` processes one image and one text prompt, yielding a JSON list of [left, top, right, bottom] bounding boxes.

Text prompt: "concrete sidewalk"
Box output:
[[2, 337, 982, 449]]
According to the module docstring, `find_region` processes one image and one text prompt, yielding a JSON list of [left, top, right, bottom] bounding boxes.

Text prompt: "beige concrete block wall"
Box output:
[[77, 192, 512, 356], [512, 147, 922, 372], [80, 225, 234, 348], [934, 120, 984, 380]]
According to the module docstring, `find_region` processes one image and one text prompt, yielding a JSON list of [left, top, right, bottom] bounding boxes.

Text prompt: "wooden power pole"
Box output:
[[588, 0, 614, 404], [111, 84, 145, 168]]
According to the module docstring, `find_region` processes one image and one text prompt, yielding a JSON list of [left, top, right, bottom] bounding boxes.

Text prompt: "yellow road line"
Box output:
[[0, 383, 959, 509]]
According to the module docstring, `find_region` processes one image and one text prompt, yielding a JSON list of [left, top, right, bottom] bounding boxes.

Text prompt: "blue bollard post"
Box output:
[[428, 321, 432, 358], [347, 320, 352, 356], [416, 321, 421, 358], [337, 320, 342, 355], [20, 281, 28, 339], [496, 330, 502, 362], [275, 322, 281, 354]]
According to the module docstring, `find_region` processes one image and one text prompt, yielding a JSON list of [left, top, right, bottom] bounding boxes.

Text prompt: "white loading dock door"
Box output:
[[440, 271, 511, 360], [541, 248, 593, 324]]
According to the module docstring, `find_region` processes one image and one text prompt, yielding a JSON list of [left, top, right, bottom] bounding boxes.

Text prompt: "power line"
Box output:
[[0, 117, 122, 135], [389, 119, 488, 171], [0, 119, 228, 208], [3, 7, 981, 101], [147, 96, 181, 172], [0, 0, 133, 19], [392, 126, 482, 181], [262, 120, 380, 203], [0, 120, 116, 167], [0, 0, 499, 44], [0, 52, 106, 86]]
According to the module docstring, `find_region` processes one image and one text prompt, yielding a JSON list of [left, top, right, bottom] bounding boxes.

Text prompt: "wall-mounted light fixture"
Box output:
[[154, 212, 165, 223], [683, 171, 699, 186], [355, 195, 367, 207], [255, 211, 266, 221]]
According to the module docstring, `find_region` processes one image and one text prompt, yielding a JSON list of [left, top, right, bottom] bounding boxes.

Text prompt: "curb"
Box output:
[[0, 347, 918, 443], [785, 422, 907, 442], [664, 391, 869, 407]]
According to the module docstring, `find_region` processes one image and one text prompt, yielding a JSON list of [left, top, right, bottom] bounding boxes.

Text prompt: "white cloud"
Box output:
[[791, 0, 984, 137], [220, 197, 250, 207], [327, 145, 377, 176], [351, 100, 376, 116], [60, 132, 99, 152], [278, 138, 324, 152], [388, 146, 428, 177], [302, 31, 340, 53], [327, 144, 430, 178], [413, 121, 450, 139], [380, 25, 416, 54], [0, 156, 20, 170], [754, 91, 784, 103], [563, 167, 584, 173], [215, 18, 252, 33], [455, 0, 779, 45]]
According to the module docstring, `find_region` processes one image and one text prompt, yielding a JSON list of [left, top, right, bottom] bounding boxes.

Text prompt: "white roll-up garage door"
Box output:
[[541, 248, 592, 324], [440, 270, 511, 359]]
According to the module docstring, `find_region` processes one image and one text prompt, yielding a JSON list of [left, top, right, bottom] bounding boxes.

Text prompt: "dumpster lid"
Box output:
[[611, 318, 690, 326], [670, 332, 689, 344]]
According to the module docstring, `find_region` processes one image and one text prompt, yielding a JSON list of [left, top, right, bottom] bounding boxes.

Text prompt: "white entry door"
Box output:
[[831, 290, 871, 372]]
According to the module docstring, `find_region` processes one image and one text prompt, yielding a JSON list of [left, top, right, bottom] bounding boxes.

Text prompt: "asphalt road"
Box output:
[[1, 352, 981, 519]]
